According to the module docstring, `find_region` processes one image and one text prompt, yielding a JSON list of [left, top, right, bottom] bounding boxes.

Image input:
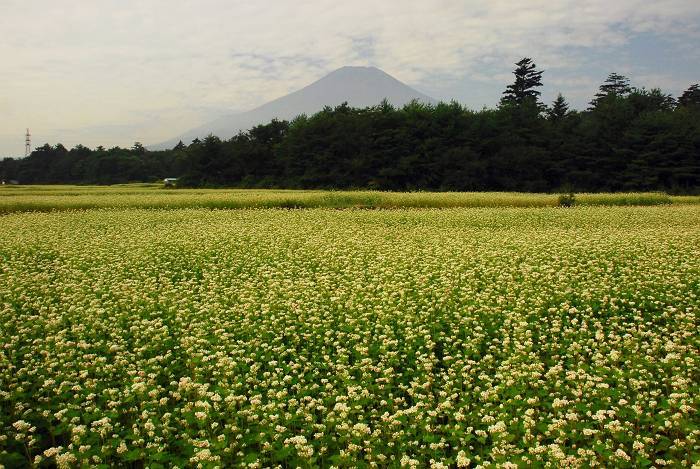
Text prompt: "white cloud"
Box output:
[[1, 0, 699, 155]]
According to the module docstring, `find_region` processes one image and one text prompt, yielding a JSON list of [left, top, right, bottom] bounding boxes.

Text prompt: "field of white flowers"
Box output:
[[1, 206, 699, 468]]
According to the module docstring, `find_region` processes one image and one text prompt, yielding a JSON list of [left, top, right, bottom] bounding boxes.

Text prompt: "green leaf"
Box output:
[[244, 452, 260, 464]]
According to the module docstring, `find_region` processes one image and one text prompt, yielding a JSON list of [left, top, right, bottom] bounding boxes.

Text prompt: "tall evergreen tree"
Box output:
[[678, 84, 700, 107], [589, 73, 632, 108], [548, 93, 570, 121], [500, 58, 544, 107]]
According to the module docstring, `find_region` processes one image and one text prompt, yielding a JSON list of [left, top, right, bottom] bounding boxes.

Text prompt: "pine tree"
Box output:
[[500, 58, 544, 107], [548, 93, 570, 121], [589, 73, 631, 108], [678, 84, 700, 107]]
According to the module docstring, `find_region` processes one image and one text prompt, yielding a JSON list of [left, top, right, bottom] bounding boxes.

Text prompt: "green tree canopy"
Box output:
[[678, 84, 700, 107]]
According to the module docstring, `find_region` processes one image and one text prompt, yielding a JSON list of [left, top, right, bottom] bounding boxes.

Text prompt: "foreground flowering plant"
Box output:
[[0, 206, 698, 467]]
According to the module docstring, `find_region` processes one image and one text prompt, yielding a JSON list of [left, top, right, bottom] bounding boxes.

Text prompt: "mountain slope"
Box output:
[[152, 66, 435, 149]]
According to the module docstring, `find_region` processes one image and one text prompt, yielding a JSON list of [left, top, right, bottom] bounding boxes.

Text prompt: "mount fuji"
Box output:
[[151, 66, 436, 149]]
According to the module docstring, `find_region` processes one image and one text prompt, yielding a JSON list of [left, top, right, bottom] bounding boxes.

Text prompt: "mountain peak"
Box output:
[[151, 66, 435, 149], [321, 65, 395, 81], [330, 65, 382, 73]]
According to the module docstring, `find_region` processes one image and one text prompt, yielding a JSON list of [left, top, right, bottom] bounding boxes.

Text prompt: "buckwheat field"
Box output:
[[1, 204, 699, 468]]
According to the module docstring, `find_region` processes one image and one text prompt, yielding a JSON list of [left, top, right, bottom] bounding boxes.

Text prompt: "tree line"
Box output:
[[2, 58, 699, 192]]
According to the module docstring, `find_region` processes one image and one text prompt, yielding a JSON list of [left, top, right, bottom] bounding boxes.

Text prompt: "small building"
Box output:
[[163, 178, 178, 187]]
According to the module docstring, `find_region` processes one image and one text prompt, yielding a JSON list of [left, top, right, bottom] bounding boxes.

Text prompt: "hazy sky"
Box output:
[[2, 0, 699, 157]]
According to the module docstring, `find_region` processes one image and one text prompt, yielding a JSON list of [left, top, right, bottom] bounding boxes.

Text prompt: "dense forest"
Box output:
[[2, 59, 699, 192]]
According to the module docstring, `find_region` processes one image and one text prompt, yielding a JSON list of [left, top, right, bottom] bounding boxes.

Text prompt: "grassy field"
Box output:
[[0, 184, 689, 213], [1, 200, 699, 467]]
